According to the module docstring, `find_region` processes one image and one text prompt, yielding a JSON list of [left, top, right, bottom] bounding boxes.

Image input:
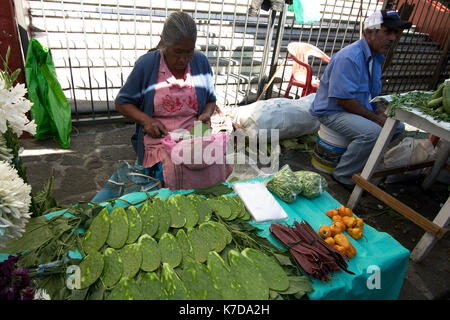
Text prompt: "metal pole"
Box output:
[[257, 9, 277, 98], [265, 4, 287, 99]]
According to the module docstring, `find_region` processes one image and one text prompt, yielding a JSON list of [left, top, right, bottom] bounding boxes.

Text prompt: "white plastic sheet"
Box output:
[[232, 181, 288, 223], [233, 95, 320, 140]]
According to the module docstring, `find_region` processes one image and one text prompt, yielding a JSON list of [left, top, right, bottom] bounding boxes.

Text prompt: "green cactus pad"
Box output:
[[175, 229, 195, 264], [228, 249, 269, 300], [140, 201, 159, 237], [242, 247, 289, 292], [106, 207, 129, 249], [206, 251, 246, 300], [119, 243, 143, 279], [138, 234, 161, 272], [207, 198, 232, 220], [78, 251, 104, 290], [188, 228, 209, 263], [181, 259, 222, 300], [126, 206, 143, 244], [107, 277, 142, 300], [82, 207, 110, 255], [166, 196, 186, 228], [139, 272, 167, 300], [158, 232, 182, 268], [160, 263, 190, 300], [154, 207, 171, 240], [100, 248, 123, 288]]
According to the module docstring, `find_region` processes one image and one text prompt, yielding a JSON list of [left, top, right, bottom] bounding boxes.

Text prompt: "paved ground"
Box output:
[[19, 121, 449, 300]]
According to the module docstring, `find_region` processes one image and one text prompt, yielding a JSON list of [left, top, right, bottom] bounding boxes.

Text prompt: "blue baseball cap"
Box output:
[[381, 10, 412, 29]]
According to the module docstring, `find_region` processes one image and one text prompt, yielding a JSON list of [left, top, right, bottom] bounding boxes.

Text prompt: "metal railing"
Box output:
[[19, 0, 450, 123]]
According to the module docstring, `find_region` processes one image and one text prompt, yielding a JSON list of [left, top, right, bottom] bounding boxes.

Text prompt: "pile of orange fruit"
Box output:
[[317, 205, 365, 259]]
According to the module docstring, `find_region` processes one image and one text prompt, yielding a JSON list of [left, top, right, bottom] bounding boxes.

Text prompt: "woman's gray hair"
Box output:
[[161, 11, 197, 47]]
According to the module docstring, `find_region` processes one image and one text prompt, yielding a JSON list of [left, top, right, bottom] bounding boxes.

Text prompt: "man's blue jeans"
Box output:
[[318, 112, 405, 186]]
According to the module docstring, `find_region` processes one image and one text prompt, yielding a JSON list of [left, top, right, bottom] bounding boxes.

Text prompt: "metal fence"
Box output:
[[18, 0, 450, 123]]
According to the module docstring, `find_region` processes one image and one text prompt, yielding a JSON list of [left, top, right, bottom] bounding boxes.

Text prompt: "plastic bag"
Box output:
[[288, 0, 324, 24], [294, 170, 327, 199], [161, 132, 228, 170], [383, 137, 435, 183], [160, 132, 232, 190], [232, 181, 288, 223], [232, 95, 320, 140], [266, 165, 303, 203], [25, 38, 72, 149]]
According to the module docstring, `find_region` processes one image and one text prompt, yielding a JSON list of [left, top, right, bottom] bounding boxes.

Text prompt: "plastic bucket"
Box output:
[[312, 124, 350, 173]]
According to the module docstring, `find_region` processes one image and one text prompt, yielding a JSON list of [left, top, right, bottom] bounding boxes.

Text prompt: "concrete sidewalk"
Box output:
[[19, 122, 450, 300]]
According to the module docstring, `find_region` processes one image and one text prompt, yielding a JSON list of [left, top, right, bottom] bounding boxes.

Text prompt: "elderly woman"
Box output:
[[115, 11, 228, 189]]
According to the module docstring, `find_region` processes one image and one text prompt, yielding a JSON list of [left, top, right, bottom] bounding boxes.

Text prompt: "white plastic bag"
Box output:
[[232, 181, 288, 223], [383, 137, 435, 183], [232, 95, 320, 140]]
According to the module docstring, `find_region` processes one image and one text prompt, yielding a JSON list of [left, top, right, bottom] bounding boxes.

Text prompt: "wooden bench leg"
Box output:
[[410, 197, 450, 263]]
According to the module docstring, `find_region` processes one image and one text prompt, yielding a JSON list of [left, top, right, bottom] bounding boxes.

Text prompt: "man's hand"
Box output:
[[374, 103, 388, 127], [336, 98, 387, 127], [373, 113, 387, 127], [143, 117, 168, 138]]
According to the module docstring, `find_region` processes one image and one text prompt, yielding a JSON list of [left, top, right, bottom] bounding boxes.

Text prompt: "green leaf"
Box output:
[[277, 276, 313, 296], [2, 218, 53, 254], [192, 183, 233, 197]]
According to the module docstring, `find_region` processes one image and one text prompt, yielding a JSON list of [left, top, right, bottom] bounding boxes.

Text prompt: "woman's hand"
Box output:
[[197, 112, 212, 127], [115, 102, 168, 138], [143, 117, 169, 138], [198, 102, 217, 127]]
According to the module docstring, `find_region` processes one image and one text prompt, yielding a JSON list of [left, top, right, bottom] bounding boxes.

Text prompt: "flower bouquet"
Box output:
[[0, 47, 36, 247]]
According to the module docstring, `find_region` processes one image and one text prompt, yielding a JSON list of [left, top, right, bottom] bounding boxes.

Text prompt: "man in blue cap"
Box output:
[[309, 10, 412, 188]]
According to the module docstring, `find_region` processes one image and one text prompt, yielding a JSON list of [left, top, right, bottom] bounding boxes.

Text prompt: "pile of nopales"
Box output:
[[7, 193, 312, 300]]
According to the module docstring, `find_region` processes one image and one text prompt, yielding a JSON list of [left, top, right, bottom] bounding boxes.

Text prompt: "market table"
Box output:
[[346, 103, 450, 263], [0, 177, 410, 300]]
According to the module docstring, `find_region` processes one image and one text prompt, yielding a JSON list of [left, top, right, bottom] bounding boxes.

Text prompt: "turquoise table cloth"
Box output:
[[1, 178, 410, 300]]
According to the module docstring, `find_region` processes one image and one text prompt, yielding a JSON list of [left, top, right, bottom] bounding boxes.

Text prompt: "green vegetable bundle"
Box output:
[[266, 165, 303, 203], [427, 81, 450, 116], [389, 85, 450, 123], [294, 171, 328, 199]]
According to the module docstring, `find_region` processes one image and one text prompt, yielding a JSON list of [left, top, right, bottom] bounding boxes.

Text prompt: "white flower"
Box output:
[[0, 82, 36, 136], [0, 160, 32, 247]]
